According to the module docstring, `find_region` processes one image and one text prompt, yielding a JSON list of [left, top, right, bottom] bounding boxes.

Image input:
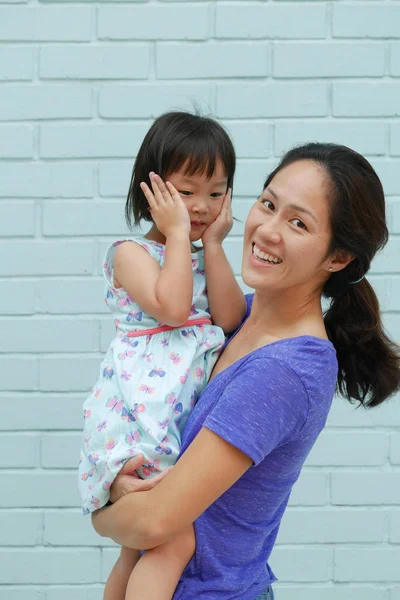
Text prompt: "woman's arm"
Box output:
[[92, 427, 252, 549], [202, 191, 247, 333]]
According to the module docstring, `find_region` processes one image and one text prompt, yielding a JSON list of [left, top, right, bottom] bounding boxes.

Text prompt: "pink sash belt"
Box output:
[[125, 317, 212, 338]]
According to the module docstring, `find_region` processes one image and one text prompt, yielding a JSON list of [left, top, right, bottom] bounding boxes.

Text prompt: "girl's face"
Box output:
[[242, 160, 335, 294], [167, 158, 228, 242]]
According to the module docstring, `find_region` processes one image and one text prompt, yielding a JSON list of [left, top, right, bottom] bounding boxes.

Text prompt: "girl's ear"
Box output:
[[327, 251, 354, 274]]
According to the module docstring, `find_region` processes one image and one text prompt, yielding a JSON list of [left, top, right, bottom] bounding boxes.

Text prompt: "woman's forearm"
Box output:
[[92, 491, 166, 550]]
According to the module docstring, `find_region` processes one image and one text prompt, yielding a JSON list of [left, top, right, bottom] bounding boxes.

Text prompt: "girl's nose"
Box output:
[[192, 197, 208, 213]]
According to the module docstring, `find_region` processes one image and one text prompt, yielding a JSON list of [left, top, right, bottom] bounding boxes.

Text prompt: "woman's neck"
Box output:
[[247, 286, 328, 341]]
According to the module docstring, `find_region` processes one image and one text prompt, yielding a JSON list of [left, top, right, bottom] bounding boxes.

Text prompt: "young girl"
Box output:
[[78, 111, 247, 599]]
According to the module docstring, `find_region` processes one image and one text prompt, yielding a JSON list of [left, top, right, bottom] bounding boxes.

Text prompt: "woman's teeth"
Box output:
[[253, 244, 282, 264]]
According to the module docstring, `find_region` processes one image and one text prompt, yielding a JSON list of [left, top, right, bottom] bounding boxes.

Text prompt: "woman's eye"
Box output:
[[262, 199, 275, 211], [291, 218, 307, 230], [179, 190, 192, 196]]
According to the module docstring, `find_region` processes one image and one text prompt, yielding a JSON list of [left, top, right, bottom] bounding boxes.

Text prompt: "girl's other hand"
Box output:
[[140, 173, 191, 239], [109, 454, 172, 503], [201, 189, 233, 246]]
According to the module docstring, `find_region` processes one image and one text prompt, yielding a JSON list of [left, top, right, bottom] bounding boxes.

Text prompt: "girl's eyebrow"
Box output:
[[265, 186, 318, 223]]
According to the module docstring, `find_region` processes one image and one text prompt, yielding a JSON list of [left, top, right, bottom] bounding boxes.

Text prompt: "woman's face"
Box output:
[[242, 160, 334, 294]]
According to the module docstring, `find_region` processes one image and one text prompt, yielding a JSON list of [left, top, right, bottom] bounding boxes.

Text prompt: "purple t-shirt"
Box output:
[[173, 295, 338, 600]]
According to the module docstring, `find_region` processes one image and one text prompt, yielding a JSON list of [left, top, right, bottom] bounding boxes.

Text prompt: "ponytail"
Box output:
[[324, 277, 400, 408]]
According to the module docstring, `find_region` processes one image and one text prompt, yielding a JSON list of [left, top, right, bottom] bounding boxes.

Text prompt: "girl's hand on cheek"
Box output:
[[140, 173, 191, 240], [109, 454, 172, 503], [202, 189, 233, 246]]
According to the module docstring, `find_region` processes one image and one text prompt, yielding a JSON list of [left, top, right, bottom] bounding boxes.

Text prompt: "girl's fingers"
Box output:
[[152, 174, 174, 204], [149, 173, 166, 206], [140, 181, 157, 211], [165, 181, 182, 204]]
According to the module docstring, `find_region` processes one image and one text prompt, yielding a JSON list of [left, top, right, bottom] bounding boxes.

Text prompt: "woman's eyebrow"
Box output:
[[266, 186, 318, 223]]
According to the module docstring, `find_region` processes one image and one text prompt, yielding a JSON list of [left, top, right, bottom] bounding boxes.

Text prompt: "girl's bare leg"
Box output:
[[125, 525, 195, 600], [104, 546, 140, 600]]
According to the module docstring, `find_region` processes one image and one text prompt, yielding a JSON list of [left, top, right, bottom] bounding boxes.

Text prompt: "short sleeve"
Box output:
[[203, 357, 309, 465]]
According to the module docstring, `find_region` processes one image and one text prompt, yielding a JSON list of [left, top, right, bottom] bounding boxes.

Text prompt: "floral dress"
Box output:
[[78, 237, 225, 514]]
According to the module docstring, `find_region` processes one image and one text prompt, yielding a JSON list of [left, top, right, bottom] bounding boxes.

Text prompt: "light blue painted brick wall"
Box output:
[[0, 1, 399, 598]]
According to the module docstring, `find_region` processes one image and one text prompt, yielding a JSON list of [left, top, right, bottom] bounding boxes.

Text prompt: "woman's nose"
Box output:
[[258, 220, 282, 245]]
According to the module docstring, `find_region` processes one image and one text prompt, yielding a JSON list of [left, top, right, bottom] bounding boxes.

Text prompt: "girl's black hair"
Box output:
[[125, 111, 236, 227], [264, 143, 400, 408]]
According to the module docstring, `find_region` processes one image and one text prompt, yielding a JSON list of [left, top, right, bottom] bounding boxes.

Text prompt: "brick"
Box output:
[[327, 394, 400, 428], [389, 199, 400, 233], [0, 86, 91, 121], [332, 472, 400, 505], [98, 161, 134, 197], [0, 241, 93, 275], [222, 121, 272, 158], [0, 510, 43, 545], [0, 548, 100, 584], [40, 45, 150, 80], [0, 590, 45, 600], [40, 122, 150, 158], [383, 313, 400, 345], [392, 43, 400, 76], [0, 357, 38, 392], [0, 434, 40, 468], [390, 123, 400, 156], [0, 318, 99, 353], [277, 508, 386, 544], [390, 511, 400, 543], [274, 120, 386, 157], [0, 201, 35, 236], [270, 546, 333, 582], [98, 5, 208, 40], [0, 125, 33, 158], [234, 159, 276, 198], [371, 160, 400, 196], [102, 548, 120, 582], [333, 4, 400, 39], [391, 588, 400, 600], [0, 46, 33, 80], [368, 275, 398, 312], [216, 3, 326, 39], [156, 42, 270, 79], [370, 236, 400, 273], [41, 432, 82, 468], [39, 356, 101, 392], [100, 318, 115, 353], [0, 281, 35, 315], [99, 83, 212, 118], [0, 163, 93, 198], [335, 548, 400, 582], [0, 7, 91, 41], [37, 278, 107, 315], [217, 82, 328, 118], [333, 83, 400, 117], [0, 471, 80, 508], [274, 42, 384, 78], [392, 434, 400, 465], [288, 473, 329, 507], [275, 586, 385, 600], [46, 588, 102, 600], [306, 431, 388, 466], [0, 394, 83, 431], [44, 509, 114, 546], [42, 201, 129, 237]]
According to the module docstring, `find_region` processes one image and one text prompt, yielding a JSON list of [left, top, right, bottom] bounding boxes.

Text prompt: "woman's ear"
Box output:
[[327, 251, 354, 274]]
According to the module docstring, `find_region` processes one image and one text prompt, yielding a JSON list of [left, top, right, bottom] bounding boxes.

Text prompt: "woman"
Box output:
[[92, 143, 400, 600]]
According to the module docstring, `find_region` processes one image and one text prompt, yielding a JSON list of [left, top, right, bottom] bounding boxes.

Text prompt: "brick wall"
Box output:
[[0, 1, 399, 598]]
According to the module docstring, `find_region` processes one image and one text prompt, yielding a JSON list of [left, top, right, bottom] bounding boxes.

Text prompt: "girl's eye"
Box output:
[[210, 192, 223, 198], [179, 190, 192, 196], [291, 218, 307, 230]]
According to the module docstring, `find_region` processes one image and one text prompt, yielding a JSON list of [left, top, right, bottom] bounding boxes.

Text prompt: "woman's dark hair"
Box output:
[[125, 111, 236, 227], [264, 143, 400, 408]]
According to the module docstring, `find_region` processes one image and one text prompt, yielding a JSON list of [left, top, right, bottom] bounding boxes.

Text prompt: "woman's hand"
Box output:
[[110, 454, 172, 503], [140, 173, 191, 239], [202, 189, 233, 246]]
